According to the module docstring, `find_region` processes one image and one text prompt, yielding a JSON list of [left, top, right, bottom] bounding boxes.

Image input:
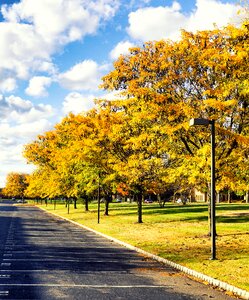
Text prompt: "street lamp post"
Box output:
[[190, 118, 216, 260]]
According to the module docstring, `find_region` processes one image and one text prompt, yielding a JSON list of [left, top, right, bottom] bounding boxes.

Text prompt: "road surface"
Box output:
[[0, 201, 236, 299]]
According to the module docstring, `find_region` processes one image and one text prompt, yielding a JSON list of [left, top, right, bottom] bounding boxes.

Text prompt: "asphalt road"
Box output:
[[0, 201, 236, 300]]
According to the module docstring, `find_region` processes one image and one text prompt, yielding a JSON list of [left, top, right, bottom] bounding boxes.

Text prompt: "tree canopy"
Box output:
[[3, 172, 28, 199], [21, 22, 248, 210]]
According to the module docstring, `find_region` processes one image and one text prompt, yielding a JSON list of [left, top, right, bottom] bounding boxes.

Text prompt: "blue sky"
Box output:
[[0, 0, 243, 187]]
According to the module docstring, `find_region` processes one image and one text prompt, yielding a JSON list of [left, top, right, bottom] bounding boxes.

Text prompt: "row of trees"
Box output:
[[3, 21, 248, 221]]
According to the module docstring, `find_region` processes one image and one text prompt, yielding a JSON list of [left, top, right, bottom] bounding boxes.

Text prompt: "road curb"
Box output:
[[39, 207, 249, 300]]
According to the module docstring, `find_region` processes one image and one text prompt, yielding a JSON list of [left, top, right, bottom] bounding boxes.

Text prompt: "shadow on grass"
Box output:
[[110, 203, 209, 217], [217, 215, 249, 223], [143, 204, 208, 214], [107, 203, 249, 224], [47, 202, 249, 224], [216, 204, 249, 212]]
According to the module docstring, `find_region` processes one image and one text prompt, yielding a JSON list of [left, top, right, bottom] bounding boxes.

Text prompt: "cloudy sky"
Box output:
[[0, 0, 243, 187]]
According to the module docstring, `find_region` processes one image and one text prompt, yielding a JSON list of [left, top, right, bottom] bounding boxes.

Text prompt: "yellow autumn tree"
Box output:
[[3, 172, 28, 199], [101, 21, 249, 198], [24, 108, 125, 214]]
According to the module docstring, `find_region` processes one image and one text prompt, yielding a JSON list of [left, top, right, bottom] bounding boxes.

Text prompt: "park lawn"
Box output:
[[36, 201, 249, 292]]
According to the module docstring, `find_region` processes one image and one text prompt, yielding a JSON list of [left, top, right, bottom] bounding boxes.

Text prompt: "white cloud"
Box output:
[[62, 92, 96, 114], [88, 0, 120, 20], [33, 61, 57, 75], [0, 78, 16, 93], [127, 1, 187, 41], [0, 94, 54, 187], [187, 0, 241, 32], [0, 0, 119, 83], [0, 22, 49, 80], [1, 0, 119, 42], [0, 95, 54, 123], [1, 0, 97, 43], [25, 76, 52, 97], [0, 115, 53, 188], [0, 95, 54, 176], [0, 142, 37, 187], [10, 105, 54, 124], [62, 90, 127, 115], [6, 95, 33, 112], [0, 119, 52, 142], [127, 0, 241, 42], [110, 41, 135, 60], [59, 60, 101, 91]]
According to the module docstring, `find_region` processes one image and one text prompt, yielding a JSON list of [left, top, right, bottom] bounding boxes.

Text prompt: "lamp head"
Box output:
[[189, 118, 210, 126]]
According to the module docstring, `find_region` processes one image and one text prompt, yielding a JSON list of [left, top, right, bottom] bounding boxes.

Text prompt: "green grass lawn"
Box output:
[[34, 200, 249, 292]]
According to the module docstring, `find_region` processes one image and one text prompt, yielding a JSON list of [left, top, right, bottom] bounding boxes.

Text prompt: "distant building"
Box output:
[[192, 189, 207, 202]]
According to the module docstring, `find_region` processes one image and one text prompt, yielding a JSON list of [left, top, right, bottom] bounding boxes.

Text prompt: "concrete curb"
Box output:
[[39, 207, 249, 300]]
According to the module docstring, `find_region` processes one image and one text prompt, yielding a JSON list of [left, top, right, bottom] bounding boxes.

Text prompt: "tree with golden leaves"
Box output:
[[23, 20, 249, 223], [3, 172, 28, 199], [101, 22, 249, 201]]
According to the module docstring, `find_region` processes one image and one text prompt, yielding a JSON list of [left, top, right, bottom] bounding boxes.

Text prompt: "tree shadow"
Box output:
[[216, 214, 249, 223], [1, 204, 200, 299]]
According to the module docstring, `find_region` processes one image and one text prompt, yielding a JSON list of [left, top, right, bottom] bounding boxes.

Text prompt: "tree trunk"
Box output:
[[157, 194, 165, 208], [85, 196, 89, 211], [216, 191, 220, 203], [228, 191, 231, 203], [157, 194, 162, 207], [74, 198, 77, 209], [137, 193, 143, 223], [104, 198, 109, 216], [104, 195, 112, 216], [204, 191, 208, 202], [245, 191, 249, 204]]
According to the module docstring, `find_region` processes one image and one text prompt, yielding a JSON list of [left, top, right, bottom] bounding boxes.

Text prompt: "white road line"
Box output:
[[1, 251, 120, 255], [0, 263, 11, 267], [0, 284, 168, 288], [0, 270, 130, 274], [2, 259, 133, 263], [2, 242, 107, 246], [2, 259, 81, 262], [0, 270, 52, 273]]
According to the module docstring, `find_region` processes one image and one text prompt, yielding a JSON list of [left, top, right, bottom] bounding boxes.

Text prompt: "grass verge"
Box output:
[[34, 201, 249, 292]]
